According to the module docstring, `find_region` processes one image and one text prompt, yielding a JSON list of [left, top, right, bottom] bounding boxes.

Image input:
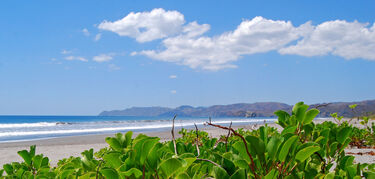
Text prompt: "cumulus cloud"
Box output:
[[98, 8, 185, 42], [169, 75, 177, 79], [99, 8, 375, 70], [82, 28, 90, 36], [170, 90, 177, 94], [139, 16, 310, 70], [65, 56, 88, 62], [93, 54, 113, 62], [279, 20, 375, 60]]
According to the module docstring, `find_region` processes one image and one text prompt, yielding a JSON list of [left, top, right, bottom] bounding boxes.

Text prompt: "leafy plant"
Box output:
[[1, 102, 375, 178]]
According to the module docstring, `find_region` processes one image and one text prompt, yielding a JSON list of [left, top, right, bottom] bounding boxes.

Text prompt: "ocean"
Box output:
[[0, 115, 277, 143]]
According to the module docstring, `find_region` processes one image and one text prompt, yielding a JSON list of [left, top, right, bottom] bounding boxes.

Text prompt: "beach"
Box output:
[[0, 120, 374, 166]]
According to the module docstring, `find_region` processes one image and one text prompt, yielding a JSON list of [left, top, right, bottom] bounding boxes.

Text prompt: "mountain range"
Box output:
[[99, 99, 375, 118]]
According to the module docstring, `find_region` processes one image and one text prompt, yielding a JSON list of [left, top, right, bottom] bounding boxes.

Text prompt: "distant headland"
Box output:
[[99, 100, 375, 118]]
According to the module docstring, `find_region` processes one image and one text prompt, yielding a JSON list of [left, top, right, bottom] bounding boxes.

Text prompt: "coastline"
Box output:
[[0, 119, 374, 166]]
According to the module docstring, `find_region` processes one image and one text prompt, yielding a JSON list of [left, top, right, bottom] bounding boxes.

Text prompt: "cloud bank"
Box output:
[[99, 8, 375, 70]]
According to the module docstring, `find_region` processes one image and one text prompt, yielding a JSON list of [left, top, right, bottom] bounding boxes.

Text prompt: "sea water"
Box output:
[[0, 115, 277, 143]]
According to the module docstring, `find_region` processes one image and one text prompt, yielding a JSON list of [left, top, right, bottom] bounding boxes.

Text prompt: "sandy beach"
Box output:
[[0, 120, 374, 166]]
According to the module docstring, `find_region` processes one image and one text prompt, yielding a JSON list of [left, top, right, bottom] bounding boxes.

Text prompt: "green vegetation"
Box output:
[[1, 102, 375, 178]]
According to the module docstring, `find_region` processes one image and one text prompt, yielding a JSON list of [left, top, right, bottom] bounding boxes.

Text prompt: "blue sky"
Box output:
[[1, 0, 375, 115]]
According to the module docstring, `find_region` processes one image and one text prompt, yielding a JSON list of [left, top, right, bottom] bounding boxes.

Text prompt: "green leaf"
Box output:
[[121, 168, 143, 178], [266, 136, 282, 160], [337, 127, 352, 144], [232, 141, 251, 163], [140, 138, 159, 165], [3, 164, 13, 175], [177, 172, 191, 179], [292, 102, 309, 122], [18, 150, 32, 165], [265, 169, 278, 179], [100, 168, 120, 179], [274, 110, 290, 128], [281, 126, 297, 136], [103, 152, 122, 168], [159, 158, 183, 178], [125, 131, 133, 148], [245, 135, 266, 163], [278, 135, 298, 162], [32, 155, 43, 169], [295, 146, 320, 162], [213, 166, 230, 179], [230, 168, 246, 179], [303, 109, 320, 124], [105, 137, 122, 151], [323, 172, 335, 179]]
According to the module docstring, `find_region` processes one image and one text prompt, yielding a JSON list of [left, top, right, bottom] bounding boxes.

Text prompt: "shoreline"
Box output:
[[0, 119, 374, 166]]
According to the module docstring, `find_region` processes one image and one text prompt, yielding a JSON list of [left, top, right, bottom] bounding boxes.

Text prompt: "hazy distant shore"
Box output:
[[0, 119, 374, 166]]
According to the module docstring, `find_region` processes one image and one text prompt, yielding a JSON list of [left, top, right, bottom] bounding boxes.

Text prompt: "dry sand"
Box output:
[[0, 119, 373, 166]]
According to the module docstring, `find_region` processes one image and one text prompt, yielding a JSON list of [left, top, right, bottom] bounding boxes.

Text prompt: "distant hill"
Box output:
[[99, 107, 172, 116], [99, 100, 375, 118]]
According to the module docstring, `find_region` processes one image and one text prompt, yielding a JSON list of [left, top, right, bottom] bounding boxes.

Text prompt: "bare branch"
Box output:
[[194, 123, 200, 157], [171, 115, 178, 155], [225, 121, 232, 152], [196, 158, 221, 167], [206, 121, 259, 179]]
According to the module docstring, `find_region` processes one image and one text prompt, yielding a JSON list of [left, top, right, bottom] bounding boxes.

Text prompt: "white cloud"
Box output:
[[99, 8, 375, 70], [82, 28, 90, 36], [93, 54, 113, 62], [61, 49, 72, 54], [170, 90, 177, 94], [94, 33, 102, 41], [108, 64, 120, 71], [98, 8, 185, 42], [279, 20, 375, 60], [65, 56, 88, 62], [139, 16, 309, 70], [169, 75, 177, 79]]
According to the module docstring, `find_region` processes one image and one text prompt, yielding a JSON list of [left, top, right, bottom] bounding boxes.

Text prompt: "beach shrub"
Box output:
[[1, 102, 375, 178]]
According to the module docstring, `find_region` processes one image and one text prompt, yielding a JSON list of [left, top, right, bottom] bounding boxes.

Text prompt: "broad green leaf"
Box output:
[[274, 110, 290, 128], [121, 168, 142, 178], [337, 127, 352, 144], [266, 136, 282, 160], [292, 102, 309, 122], [103, 152, 122, 168], [32, 155, 43, 169], [29, 145, 36, 158], [159, 158, 183, 178], [295, 146, 320, 162], [278, 135, 298, 162], [281, 126, 297, 136], [100, 168, 120, 179], [140, 138, 159, 165], [230, 168, 246, 179], [303, 109, 319, 124], [213, 166, 230, 179], [146, 143, 163, 169], [125, 131, 133, 148], [323, 172, 335, 179], [18, 150, 32, 165], [246, 135, 266, 163], [339, 156, 355, 170], [177, 172, 191, 179], [265, 169, 278, 179], [3, 164, 13, 175], [105, 137, 122, 151]]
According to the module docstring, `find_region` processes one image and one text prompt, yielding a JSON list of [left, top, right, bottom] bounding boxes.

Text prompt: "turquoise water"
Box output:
[[0, 115, 276, 143]]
